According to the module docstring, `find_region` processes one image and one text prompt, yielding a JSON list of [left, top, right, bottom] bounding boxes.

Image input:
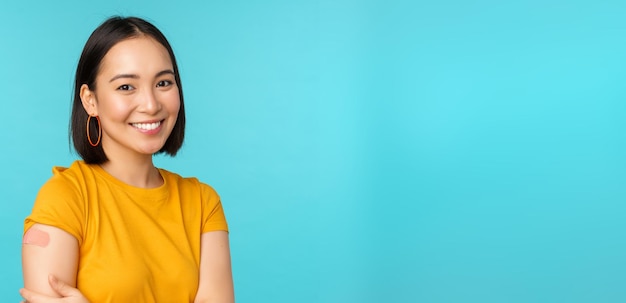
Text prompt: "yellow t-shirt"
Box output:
[[24, 161, 228, 302]]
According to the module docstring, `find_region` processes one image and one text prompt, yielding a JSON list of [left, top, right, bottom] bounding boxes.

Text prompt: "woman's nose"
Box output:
[[138, 88, 161, 114]]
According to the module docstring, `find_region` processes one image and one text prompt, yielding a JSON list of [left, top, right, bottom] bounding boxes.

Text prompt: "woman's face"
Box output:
[[81, 36, 180, 159]]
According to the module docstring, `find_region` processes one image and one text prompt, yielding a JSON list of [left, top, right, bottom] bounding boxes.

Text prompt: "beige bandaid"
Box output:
[[23, 228, 50, 247]]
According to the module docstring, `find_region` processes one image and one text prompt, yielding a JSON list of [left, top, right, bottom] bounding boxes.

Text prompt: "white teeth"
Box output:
[[132, 121, 161, 130]]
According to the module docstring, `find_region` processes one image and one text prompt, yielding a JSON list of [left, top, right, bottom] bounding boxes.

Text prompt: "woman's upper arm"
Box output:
[[22, 223, 79, 297], [195, 231, 234, 303]]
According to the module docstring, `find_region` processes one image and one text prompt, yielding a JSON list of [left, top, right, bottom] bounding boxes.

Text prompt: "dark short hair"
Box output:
[[70, 16, 185, 164]]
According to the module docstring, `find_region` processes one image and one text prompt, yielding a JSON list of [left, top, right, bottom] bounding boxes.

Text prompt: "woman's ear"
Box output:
[[80, 84, 98, 116]]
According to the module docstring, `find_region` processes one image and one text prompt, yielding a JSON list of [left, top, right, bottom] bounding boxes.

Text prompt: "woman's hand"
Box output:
[[20, 275, 89, 303]]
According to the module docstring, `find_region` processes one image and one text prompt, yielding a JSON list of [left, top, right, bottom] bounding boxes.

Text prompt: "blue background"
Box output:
[[2, 0, 626, 302]]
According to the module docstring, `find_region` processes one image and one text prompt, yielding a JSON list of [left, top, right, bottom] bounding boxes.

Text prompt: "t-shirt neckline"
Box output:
[[89, 162, 170, 201]]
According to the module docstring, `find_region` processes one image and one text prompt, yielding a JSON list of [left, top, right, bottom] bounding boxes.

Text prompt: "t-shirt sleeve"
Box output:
[[200, 183, 228, 233], [24, 175, 85, 245]]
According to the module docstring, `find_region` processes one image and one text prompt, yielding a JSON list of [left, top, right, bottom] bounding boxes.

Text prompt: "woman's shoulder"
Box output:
[[39, 160, 93, 195], [158, 169, 219, 196], [44, 160, 95, 184], [32, 161, 95, 212]]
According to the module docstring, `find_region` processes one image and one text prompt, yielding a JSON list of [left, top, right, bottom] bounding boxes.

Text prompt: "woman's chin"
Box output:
[[138, 145, 165, 156]]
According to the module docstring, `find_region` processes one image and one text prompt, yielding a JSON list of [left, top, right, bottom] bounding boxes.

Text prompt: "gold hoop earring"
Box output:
[[87, 115, 102, 147]]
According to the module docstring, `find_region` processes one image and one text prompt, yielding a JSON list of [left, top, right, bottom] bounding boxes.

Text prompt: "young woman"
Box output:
[[20, 16, 234, 302]]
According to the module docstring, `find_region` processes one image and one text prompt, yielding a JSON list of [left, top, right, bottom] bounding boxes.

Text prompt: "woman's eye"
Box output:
[[117, 84, 134, 91], [157, 80, 172, 87]]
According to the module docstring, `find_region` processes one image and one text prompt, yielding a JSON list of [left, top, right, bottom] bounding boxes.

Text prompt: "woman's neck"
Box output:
[[100, 159, 162, 189], [99, 148, 163, 189]]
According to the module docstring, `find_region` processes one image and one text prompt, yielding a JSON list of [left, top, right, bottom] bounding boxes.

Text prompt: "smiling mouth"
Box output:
[[130, 120, 164, 131]]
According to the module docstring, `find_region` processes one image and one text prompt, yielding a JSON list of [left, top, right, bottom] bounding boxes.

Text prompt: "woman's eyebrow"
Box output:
[[109, 70, 174, 83], [155, 69, 175, 77], [109, 73, 138, 82]]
